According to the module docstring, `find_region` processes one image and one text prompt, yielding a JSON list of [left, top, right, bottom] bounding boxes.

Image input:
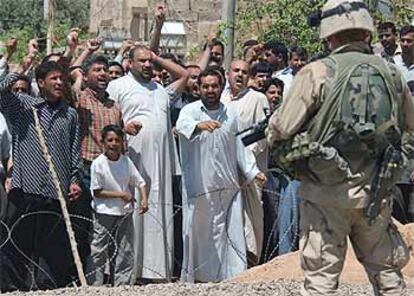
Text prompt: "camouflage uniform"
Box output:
[[267, 41, 414, 295]]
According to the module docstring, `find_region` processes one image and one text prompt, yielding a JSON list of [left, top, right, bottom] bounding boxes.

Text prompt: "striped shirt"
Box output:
[[0, 73, 81, 200], [78, 88, 122, 162]]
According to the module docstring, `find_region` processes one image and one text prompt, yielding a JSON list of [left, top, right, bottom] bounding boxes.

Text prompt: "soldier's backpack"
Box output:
[[274, 51, 404, 185]]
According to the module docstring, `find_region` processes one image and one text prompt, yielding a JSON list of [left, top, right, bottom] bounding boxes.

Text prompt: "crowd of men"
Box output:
[[0, 0, 413, 295]]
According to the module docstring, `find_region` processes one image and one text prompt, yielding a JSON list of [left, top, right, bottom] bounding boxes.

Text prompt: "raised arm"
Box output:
[[0, 73, 29, 120], [63, 28, 80, 62], [149, 4, 166, 54], [19, 39, 39, 75], [152, 52, 188, 94], [0, 38, 17, 82]]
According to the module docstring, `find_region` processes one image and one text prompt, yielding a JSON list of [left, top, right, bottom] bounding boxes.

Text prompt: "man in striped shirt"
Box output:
[[0, 61, 82, 292]]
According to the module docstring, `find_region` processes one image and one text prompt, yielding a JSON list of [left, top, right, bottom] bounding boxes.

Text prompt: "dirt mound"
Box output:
[[230, 223, 414, 285]]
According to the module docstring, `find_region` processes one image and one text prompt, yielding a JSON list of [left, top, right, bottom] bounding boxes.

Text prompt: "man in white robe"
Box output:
[[107, 46, 179, 280], [222, 60, 269, 264], [177, 69, 266, 282]]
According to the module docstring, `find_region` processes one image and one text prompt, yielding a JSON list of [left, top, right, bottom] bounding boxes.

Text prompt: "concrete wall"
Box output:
[[90, 0, 223, 53]]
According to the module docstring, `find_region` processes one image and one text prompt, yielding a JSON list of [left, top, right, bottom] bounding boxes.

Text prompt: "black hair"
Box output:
[[108, 61, 125, 75], [41, 52, 63, 64], [205, 65, 225, 84], [263, 78, 284, 94], [35, 61, 65, 82], [101, 124, 125, 142], [400, 25, 414, 37], [211, 39, 225, 52], [250, 62, 272, 77], [378, 22, 397, 34], [243, 39, 259, 48], [12, 74, 31, 93], [152, 61, 163, 72], [197, 68, 225, 87], [15, 73, 31, 84], [290, 46, 308, 60], [160, 52, 178, 63], [264, 40, 288, 63], [82, 55, 109, 73]]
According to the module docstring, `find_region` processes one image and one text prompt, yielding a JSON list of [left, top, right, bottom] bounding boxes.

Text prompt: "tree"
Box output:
[[235, 0, 325, 57], [0, 0, 90, 62], [234, 0, 414, 57]]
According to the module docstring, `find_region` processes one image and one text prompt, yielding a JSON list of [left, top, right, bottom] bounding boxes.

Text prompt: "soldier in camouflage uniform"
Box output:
[[266, 0, 414, 295]]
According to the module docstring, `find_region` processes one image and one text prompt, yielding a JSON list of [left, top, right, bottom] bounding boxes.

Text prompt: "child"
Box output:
[[87, 124, 148, 286]]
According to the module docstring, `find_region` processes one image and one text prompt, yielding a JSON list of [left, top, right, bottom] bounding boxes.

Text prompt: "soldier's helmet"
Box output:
[[320, 0, 375, 39]]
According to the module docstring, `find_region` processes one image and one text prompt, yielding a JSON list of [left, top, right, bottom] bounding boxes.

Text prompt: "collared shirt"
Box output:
[[272, 67, 293, 97], [373, 42, 402, 64], [0, 73, 81, 200], [78, 87, 122, 162], [393, 54, 414, 83]]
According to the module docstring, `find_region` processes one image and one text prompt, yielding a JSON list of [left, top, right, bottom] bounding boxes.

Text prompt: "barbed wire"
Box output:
[[0, 178, 300, 291]]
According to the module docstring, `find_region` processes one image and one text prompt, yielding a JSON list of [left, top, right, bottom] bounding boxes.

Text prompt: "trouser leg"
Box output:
[[172, 175, 183, 278], [69, 161, 92, 268], [299, 200, 348, 296], [1, 193, 37, 292], [87, 212, 116, 286], [37, 202, 77, 289], [113, 214, 134, 286], [261, 171, 280, 262], [350, 205, 409, 296], [278, 180, 300, 255]]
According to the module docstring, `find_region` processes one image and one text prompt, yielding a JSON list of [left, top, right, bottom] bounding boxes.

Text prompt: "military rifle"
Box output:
[[236, 108, 272, 146], [364, 145, 404, 225]]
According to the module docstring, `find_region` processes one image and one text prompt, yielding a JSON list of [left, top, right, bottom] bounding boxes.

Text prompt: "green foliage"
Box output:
[[0, 0, 90, 61], [392, 0, 414, 26], [235, 0, 414, 57], [235, 0, 325, 57], [0, 26, 40, 62]]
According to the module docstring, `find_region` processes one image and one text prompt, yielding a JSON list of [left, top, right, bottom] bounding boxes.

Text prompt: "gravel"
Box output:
[[3, 281, 413, 296]]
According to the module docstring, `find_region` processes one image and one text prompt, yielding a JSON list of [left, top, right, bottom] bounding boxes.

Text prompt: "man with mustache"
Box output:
[[107, 45, 179, 282], [177, 69, 265, 282], [0, 61, 82, 291], [222, 59, 269, 265], [376, 22, 400, 63]]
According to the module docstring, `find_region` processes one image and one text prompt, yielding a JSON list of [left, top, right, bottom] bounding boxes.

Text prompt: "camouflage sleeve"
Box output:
[[266, 61, 325, 146], [400, 86, 414, 160]]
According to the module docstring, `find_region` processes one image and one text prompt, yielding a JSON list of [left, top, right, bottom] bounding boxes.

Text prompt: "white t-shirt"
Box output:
[[90, 154, 146, 216]]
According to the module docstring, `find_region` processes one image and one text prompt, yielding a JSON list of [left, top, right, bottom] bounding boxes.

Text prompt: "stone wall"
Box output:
[[89, 0, 223, 53]]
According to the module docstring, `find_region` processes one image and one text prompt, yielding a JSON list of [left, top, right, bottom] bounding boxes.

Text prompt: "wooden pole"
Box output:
[[32, 107, 88, 287], [46, 0, 53, 55]]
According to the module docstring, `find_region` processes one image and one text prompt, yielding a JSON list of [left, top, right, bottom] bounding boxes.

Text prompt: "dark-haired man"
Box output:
[[248, 62, 272, 92], [221, 59, 269, 264], [375, 22, 400, 62], [108, 61, 125, 81], [177, 69, 265, 282], [394, 25, 414, 83], [264, 40, 288, 73], [0, 61, 82, 291], [275, 46, 308, 96]]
